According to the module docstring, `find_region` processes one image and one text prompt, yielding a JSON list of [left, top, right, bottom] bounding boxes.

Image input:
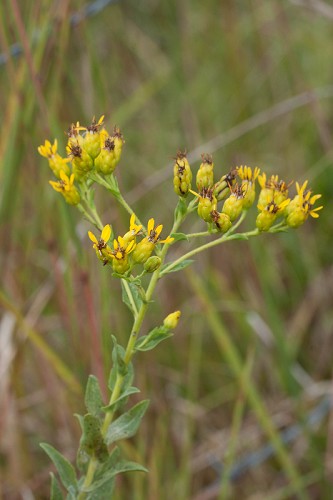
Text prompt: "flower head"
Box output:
[[38, 139, 70, 178], [88, 225, 113, 264], [122, 214, 143, 246], [286, 181, 322, 228], [49, 170, 80, 205]]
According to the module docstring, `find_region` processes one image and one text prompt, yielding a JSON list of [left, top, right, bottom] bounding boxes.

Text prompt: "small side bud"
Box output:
[[144, 256, 162, 273], [163, 311, 181, 330]]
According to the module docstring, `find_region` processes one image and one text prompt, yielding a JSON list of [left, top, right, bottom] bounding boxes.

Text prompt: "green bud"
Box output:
[[144, 256, 162, 273]]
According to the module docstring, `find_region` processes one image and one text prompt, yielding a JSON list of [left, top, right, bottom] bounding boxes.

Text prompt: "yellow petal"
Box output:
[[60, 170, 68, 182], [155, 224, 163, 239], [88, 231, 98, 244], [113, 239, 118, 250], [147, 218, 154, 234], [101, 224, 111, 242]]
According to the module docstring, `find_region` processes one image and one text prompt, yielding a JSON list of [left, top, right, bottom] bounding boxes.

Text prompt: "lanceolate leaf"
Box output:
[[40, 443, 77, 492], [170, 232, 189, 242], [102, 387, 140, 412], [77, 414, 108, 472], [121, 280, 143, 317], [135, 325, 173, 352], [50, 473, 64, 500], [160, 259, 194, 276], [84, 375, 104, 416], [84, 460, 148, 493], [105, 400, 150, 445]]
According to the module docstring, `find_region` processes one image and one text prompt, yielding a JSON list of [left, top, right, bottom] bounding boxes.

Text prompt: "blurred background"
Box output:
[[1, 0, 333, 498]]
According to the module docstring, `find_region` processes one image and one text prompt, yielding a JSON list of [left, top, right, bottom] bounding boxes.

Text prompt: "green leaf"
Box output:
[[85, 375, 104, 416], [102, 387, 140, 412], [174, 197, 188, 222], [77, 414, 108, 472], [40, 443, 77, 492], [85, 477, 115, 500], [73, 413, 84, 431], [135, 325, 173, 352], [50, 473, 64, 500], [84, 460, 148, 493], [105, 400, 150, 445], [170, 232, 189, 242], [160, 259, 194, 276], [121, 280, 143, 317]]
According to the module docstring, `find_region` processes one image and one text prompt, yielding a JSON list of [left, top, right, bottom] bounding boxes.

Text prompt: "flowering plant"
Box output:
[[38, 116, 322, 498]]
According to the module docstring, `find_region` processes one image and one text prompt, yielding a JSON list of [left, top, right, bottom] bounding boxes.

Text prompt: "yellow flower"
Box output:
[[111, 236, 135, 274], [38, 139, 70, 178], [49, 170, 80, 205], [258, 173, 289, 207], [122, 214, 143, 246], [81, 115, 105, 160], [222, 184, 244, 222], [286, 182, 323, 228], [237, 166, 260, 209], [94, 126, 124, 174], [190, 187, 217, 222], [163, 311, 181, 329], [132, 218, 173, 264], [67, 141, 94, 178], [256, 198, 290, 231], [88, 225, 113, 264]]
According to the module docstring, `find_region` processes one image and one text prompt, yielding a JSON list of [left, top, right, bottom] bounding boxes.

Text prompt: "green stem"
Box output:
[[78, 458, 98, 499]]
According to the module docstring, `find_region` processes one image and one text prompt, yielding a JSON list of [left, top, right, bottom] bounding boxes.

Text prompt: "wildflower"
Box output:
[[256, 198, 290, 231], [214, 168, 237, 201], [196, 154, 214, 191], [173, 150, 192, 197], [211, 210, 232, 233], [122, 214, 142, 246], [67, 142, 94, 179], [38, 139, 71, 178], [258, 173, 289, 207], [111, 236, 135, 274], [88, 225, 113, 264], [49, 170, 80, 205], [95, 127, 124, 175], [163, 311, 181, 329], [222, 183, 244, 222], [286, 181, 322, 228], [237, 165, 260, 209], [81, 115, 105, 160], [67, 122, 84, 148], [190, 187, 217, 222], [132, 218, 173, 264]]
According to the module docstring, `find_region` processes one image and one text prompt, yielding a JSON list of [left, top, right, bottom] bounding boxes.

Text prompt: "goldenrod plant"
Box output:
[[38, 116, 323, 499]]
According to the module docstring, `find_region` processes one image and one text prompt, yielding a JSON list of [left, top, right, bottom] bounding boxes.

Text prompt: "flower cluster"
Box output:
[[173, 152, 322, 232], [88, 215, 173, 276], [38, 115, 124, 205]]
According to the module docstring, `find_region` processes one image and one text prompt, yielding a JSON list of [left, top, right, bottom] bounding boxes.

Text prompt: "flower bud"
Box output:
[[211, 210, 232, 233], [173, 151, 192, 197], [67, 142, 93, 178], [195, 187, 217, 222], [256, 210, 277, 231], [131, 238, 154, 264], [222, 185, 244, 222], [144, 256, 162, 273], [163, 311, 181, 329], [214, 168, 237, 201], [196, 154, 214, 191], [81, 116, 105, 160]]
